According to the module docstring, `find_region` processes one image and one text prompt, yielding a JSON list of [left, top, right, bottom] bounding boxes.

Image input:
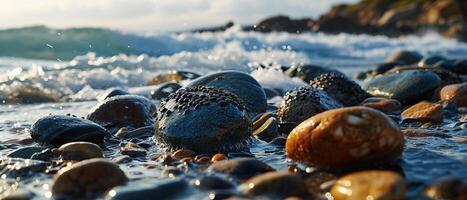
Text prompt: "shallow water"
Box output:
[[0, 30, 466, 199]]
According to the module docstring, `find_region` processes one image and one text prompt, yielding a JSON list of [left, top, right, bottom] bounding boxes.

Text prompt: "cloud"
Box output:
[[0, 0, 358, 32]]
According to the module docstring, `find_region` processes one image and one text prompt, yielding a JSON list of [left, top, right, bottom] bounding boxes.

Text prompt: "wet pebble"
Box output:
[[364, 70, 442, 105], [439, 83, 467, 107], [7, 147, 46, 159], [147, 70, 200, 85], [105, 178, 190, 200], [120, 142, 146, 157], [401, 101, 443, 123], [310, 73, 370, 106], [154, 86, 251, 153], [86, 95, 156, 131], [252, 117, 279, 142], [194, 175, 234, 190], [360, 97, 402, 113], [185, 71, 267, 114], [57, 142, 103, 161], [418, 55, 447, 67], [286, 106, 403, 168], [423, 177, 467, 200], [278, 86, 342, 124], [240, 172, 308, 199], [52, 158, 128, 197], [385, 50, 422, 65], [208, 158, 275, 181], [30, 115, 108, 147], [331, 170, 405, 200], [172, 149, 196, 160]]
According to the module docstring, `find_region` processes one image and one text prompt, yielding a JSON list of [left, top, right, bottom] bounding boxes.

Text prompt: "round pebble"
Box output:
[[58, 142, 103, 161], [286, 106, 403, 168]]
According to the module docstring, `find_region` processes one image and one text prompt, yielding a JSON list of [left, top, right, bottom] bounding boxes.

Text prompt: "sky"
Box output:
[[0, 0, 358, 32]]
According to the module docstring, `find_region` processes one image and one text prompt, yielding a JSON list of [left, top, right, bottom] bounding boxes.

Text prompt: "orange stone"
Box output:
[[361, 97, 402, 113], [401, 101, 443, 122], [439, 83, 467, 107], [286, 106, 403, 168], [331, 170, 405, 200]]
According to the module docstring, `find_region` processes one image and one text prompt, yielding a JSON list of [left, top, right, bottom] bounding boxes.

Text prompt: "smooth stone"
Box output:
[[30, 115, 108, 147], [7, 147, 46, 159], [286, 106, 403, 168], [97, 89, 130, 101], [310, 73, 370, 106], [150, 82, 182, 100], [185, 71, 267, 114], [147, 70, 200, 85], [253, 117, 279, 142], [240, 172, 308, 199], [172, 149, 196, 160], [434, 59, 467, 75], [58, 142, 103, 161], [423, 177, 467, 200], [52, 158, 128, 197], [285, 64, 345, 83], [106, 178, 190, 200], [439, 83, 467, 107], [120, 142, 146, 157], [154, 87, 251, 153], [208, 158, 275, 181], [278, 86, 342, 124], [86, 95, 156, 131], [0, 158, 48, 177], [401, 101, 443, 123], [364, 70, 442, 105], [418, 55, 447, 67], [385, 50, 422, 65], [194, 175, 235, 190], [360, 97, 402, 113], [331, 170, 405, 200], [30, 148, 54, 161]]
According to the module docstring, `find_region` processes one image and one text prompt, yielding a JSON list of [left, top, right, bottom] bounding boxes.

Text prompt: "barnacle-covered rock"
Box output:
[[277, 86, 341, 124], [154, 86, 251, 153], [310, 73, 370, 106], [185, 71, 267, 114]]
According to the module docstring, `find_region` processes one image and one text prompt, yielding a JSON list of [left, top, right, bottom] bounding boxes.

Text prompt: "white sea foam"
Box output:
[[0, 29, 466, 101]]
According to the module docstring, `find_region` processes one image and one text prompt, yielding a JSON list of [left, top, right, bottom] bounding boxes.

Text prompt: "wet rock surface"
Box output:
[[364, 70, 442, 105], [278, 86, 342, 124], [86, 95, 156, 131], [185, 71, 267, 114], [360, 97, 402, 113], [240, 172, 308, 198], [30, 115, 108, 147], [401, 101, 443, 123], [331, 170, 405, 200], [154, 86, 251, 153], [52, 158, 128, 197], [439, 83, 467, 107], [310, 73, 370, 106], [208, 158, 275, 181], [286, 106, 403, 168], [57, 141, 103, 161]]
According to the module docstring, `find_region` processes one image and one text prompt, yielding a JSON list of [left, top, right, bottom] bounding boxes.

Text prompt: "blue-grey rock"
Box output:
[[434, 59, 467, 75], [208, 158, 275, 181], [364, 70, 442, 105], [418, 55, 447, 67], [7, 147, 46, 159], [385, 50, 423, 65], [87, 95, 156, 132], [154, 87, 251, 153], [185, 71, 267, 115], [105, 178, 190, 200], [30, 115, 108, 147]]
